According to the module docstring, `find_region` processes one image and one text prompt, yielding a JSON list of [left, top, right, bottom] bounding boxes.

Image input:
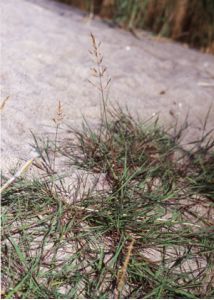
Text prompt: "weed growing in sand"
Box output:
[[1, 35, 214, 299]]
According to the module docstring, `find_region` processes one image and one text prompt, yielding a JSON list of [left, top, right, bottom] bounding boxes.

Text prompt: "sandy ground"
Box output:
[[1, 0, 214, 173]]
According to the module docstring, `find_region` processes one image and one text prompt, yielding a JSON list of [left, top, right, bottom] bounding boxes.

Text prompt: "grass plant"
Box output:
[[1, 35, 214, 298]]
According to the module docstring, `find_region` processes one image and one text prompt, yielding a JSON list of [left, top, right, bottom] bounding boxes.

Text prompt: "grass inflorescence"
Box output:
[[1, 35, 214, 298]]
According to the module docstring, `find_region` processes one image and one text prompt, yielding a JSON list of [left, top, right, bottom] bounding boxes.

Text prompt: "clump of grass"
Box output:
[[1, 35, 214, 299], [63, 107, 180, 191], [2, 125, 214, 298]]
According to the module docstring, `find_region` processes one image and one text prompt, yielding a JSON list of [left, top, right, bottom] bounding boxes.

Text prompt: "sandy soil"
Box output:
[[1, 0, 214, 172]]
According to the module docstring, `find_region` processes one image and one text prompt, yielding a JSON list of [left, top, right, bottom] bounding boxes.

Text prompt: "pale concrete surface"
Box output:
[[1, 0, 214, 171]]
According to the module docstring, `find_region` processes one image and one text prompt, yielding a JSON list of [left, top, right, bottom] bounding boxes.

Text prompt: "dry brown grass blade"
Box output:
[[114, 238, 135, 298], [0, 156, 38, 194], [0, 96, 9, 112]]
